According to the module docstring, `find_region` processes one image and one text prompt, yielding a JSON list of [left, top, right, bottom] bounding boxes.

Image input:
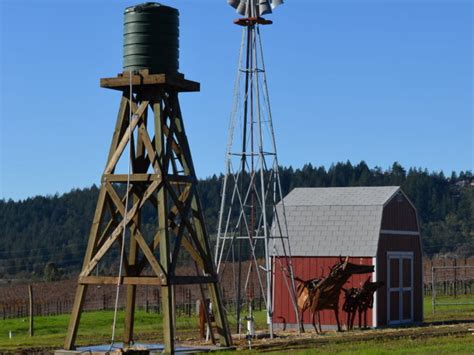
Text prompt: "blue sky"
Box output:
[[1, 0, 472, 200]]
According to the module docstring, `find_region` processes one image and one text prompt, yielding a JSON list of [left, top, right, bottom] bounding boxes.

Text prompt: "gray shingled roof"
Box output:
[[273, 186, 400, 257]]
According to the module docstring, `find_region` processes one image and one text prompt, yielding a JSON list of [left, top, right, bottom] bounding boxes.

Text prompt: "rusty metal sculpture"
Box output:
[[343, 277, 384, 330], [295, 276, 321, 333], [342, 287, 360, 330], [296, 257, 374, 333]]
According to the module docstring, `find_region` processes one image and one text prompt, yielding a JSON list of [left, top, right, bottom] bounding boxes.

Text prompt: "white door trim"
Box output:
[[387, 252, 414, 325], [372, 257, 377, 327]]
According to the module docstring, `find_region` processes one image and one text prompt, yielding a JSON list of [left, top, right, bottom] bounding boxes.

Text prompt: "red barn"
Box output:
[[273, 186, 423, 329]]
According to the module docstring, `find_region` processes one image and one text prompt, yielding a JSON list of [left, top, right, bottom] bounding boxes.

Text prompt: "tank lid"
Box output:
[[125, 2, 179, 15]]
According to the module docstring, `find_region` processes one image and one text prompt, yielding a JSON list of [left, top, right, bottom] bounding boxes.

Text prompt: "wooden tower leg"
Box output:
[[208, 282, 232, 345], [170, 97, 232, 346], [64, 183, 111, 350], [190, 195, 231, 346], [124, 101, 146, 347], [123, 216, 138, 346], [153, 98, 175, 354], [124, 284, 137, 346], [64, 98, 129, 350], [124, 193, 140, 346], [64, 285, 88, 350]]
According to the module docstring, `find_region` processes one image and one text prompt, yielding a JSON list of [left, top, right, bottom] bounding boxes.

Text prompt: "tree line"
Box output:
[[0, 161, 472, 279]]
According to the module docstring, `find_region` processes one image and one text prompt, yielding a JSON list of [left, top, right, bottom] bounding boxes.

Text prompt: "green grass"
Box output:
[[423, 294, 474, 323], [0, 310, 193, 350], [271, 333, 474, 354], [0, 308, 269, 351], [211, 331, 474, 354], [1, 296, 473, 352]]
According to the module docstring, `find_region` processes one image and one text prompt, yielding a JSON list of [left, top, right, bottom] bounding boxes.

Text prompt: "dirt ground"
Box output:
[[4, 322, 473, 354], [178, 321, 474, 353]]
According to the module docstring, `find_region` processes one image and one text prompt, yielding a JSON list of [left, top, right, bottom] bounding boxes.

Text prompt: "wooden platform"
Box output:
[[100, 70, 200, 92]]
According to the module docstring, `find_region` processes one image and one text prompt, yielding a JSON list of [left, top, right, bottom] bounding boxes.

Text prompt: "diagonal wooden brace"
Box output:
[[104, 100, 149, 174], [79, 180, 159, 277]]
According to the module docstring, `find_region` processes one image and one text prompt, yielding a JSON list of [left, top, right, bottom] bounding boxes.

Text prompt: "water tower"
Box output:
[[63, 3, 231, 353]]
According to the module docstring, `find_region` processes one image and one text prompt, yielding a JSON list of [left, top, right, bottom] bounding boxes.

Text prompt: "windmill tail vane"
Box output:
[[228, 0, 284, 17]]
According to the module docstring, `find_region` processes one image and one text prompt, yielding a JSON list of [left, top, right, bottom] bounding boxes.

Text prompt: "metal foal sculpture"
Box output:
[[343, 277, 384, 330], [342, 287, 359, 330]]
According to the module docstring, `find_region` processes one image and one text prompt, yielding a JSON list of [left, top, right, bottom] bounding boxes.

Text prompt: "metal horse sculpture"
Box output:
[[300, 257, 374, 333], [343, 277, 384, 330], [295, 276, 321, 333]]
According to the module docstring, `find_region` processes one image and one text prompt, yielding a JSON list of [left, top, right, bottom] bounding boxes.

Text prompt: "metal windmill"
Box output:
[[214, 0, 300, 337]]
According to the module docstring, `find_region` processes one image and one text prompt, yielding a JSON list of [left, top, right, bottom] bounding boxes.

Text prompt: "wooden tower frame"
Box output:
[[64, 70, 232, 353]]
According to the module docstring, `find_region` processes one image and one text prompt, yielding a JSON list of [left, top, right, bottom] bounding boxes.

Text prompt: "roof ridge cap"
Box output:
[[284, 204, 385, 207], [291, 186, 400, 189]]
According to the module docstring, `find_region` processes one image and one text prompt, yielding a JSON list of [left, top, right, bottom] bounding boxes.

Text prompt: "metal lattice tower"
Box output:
[[214, 1, 300, 337]]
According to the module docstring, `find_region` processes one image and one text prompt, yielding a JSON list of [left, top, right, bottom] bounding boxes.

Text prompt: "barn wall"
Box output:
[[273, 256, 374, 328], [381, 193, 418, 231], [376, 234, 423, 326]]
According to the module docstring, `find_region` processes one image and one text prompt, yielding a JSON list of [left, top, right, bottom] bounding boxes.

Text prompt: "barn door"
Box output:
[[387, 252, 413, 324]]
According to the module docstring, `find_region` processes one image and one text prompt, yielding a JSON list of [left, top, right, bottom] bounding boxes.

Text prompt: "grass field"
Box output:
[[0, 308, 268, 351], [0, 296, 473, 353], [306, 334, 474, 354], [214, 332, 474, 354], [424, 294, 474, 322]]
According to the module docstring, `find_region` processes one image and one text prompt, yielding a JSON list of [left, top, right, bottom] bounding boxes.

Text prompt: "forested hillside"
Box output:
[[1, 161, 472, 279]]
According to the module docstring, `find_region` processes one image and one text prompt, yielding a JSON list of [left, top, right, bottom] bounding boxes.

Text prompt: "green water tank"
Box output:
[[123, 2, 179, 74]]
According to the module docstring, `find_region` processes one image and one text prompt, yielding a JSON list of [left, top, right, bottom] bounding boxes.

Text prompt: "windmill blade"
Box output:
[[259, 1, 271, 15], [271, 0, 284, 8], [227, 0, 284, 17]]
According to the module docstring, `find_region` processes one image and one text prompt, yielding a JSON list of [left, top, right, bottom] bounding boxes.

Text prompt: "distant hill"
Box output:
[[1, 161, 472, 279]]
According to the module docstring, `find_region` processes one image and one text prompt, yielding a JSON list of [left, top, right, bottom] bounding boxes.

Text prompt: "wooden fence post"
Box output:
[[145, 285, 149, 313], [454, 258, 457, 298], [28, 285, 34, 337]]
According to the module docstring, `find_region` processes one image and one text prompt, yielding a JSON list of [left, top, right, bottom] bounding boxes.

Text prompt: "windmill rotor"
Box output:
[[228, 0, 284, 17]]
